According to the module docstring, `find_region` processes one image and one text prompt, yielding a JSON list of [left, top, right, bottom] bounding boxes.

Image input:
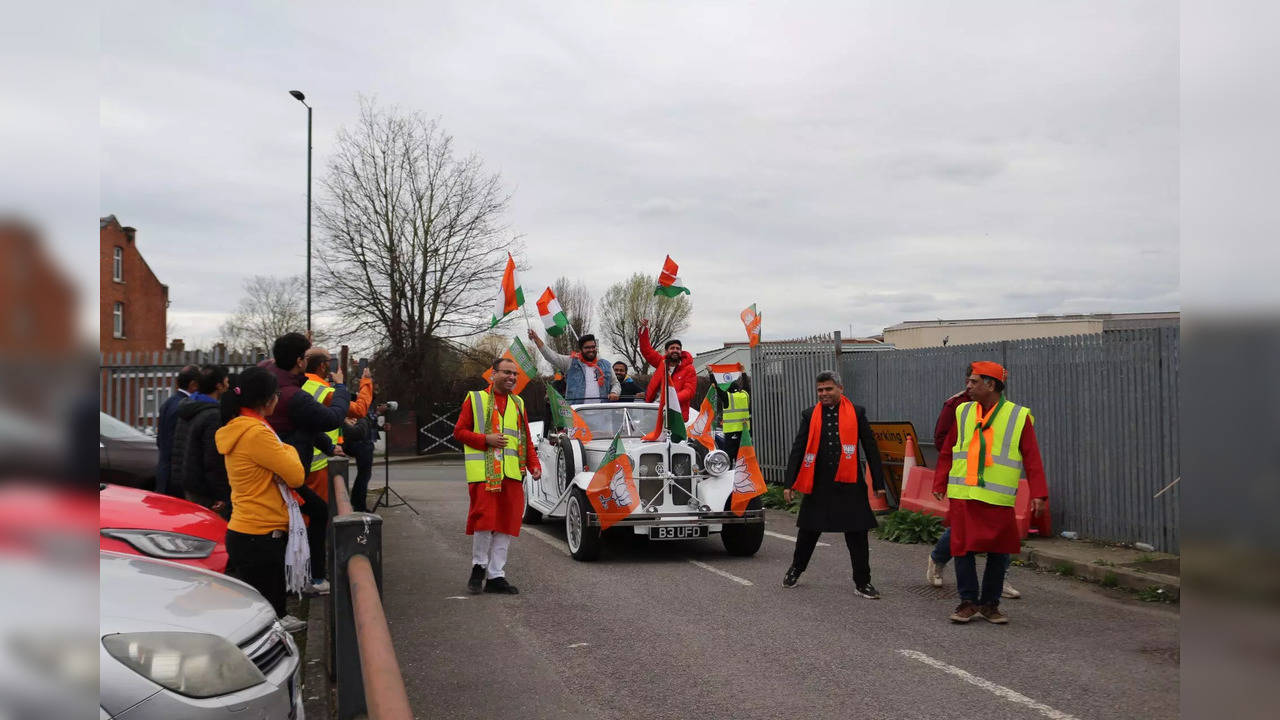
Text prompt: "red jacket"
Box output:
[[639, 326, 697, 420]]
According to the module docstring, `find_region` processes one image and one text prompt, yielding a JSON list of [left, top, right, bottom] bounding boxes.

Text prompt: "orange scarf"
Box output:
[[792, 397, 859, 494], [964, 398, 1006, 487]]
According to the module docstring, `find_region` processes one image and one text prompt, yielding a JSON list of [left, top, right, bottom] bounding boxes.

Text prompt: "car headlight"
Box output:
[[704, 450, 731, 476], [102, 632, 265, 698], [100, 529, 217, 559]]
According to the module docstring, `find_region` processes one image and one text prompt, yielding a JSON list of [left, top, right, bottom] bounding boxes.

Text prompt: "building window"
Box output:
[[113, 302, 124, 338], [112, 246, 123, 282]]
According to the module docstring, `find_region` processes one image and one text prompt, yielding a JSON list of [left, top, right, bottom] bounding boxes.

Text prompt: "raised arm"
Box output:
[[527, 329, 571, 372], [638, 322, 664, 369]]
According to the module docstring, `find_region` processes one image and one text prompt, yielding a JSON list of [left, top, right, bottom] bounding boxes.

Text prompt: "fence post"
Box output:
[[331, 511, 383, 720], [325, 458, 350, 682], [833, 330, 842, 369]]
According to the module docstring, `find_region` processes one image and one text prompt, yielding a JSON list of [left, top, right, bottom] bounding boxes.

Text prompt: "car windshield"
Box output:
[[576, 406, 659, 438], [100, 412, 147, 440]]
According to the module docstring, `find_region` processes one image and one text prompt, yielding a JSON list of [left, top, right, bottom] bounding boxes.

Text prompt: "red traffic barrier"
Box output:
[[1014, 480, 1051, 538], [899, 465, 949, 520]]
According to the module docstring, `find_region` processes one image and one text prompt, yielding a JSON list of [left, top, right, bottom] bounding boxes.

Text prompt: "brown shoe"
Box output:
[[949, 601, 979, 623], [978, 604, 1009, 624]]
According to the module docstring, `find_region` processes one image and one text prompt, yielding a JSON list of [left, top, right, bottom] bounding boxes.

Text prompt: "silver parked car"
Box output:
[[99, 551, 303, 719]]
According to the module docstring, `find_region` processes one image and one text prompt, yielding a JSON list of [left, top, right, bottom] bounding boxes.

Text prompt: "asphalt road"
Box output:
[[373, 463, 1178, 720]]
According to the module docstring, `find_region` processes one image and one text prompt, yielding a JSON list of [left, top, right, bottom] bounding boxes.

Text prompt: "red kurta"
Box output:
[[453, 393, 542, 536], [932, 412, 1048, 555]]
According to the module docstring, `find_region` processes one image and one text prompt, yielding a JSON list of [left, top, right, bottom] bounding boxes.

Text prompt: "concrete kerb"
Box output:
[[381, 452, 462, 465], [1016, 537, 1180, 601], [301, 595, 332, 718]]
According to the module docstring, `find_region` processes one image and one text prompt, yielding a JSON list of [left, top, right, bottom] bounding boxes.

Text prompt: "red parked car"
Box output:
[[99, 483, 229, 573]]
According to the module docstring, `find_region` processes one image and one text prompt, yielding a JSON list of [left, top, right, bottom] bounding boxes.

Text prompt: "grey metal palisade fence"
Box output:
[[100, 348, 263, 433], [750, 327, 1180, 552]]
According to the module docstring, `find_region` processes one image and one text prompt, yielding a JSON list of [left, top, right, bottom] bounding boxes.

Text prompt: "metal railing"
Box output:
[[325, 458, 413, 719]]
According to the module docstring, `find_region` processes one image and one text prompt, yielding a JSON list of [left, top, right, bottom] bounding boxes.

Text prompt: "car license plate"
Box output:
[[649, 525, 708, 540]]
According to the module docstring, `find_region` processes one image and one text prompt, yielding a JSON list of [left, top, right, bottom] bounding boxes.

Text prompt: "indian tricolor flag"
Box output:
[[687, 385, 717, 452], [730, 428, 768, 516], [642, 370, 687, 442], [709, 362, 744, 391], [536, 287, 569, 337], [488, 253, 524, 328], [654, 255, 691, 297]]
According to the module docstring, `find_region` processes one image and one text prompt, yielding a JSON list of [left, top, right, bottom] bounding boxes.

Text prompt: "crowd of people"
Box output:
[[153, 332, 389, 633]]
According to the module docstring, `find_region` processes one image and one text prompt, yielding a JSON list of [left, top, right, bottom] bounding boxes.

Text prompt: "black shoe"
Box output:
[[484, 576, 519, 594], [782, 566, 802, 588], [854, 582, 881, 600], [467, 564, 485, 594]]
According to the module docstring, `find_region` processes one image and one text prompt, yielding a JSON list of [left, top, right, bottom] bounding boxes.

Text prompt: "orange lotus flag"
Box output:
[[741, 303, 762, 347], [482, 336, 537, 395], [585, 431, 639, 530], [545, 383, 593, 443], [730, 428, 767, 516], [687, 385, 717, 452]]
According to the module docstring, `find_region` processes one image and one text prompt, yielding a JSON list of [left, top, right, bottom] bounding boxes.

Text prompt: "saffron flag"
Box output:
[[708, 362, 744, 391], [730, 428, 767, 516], [642, 370, 687, 442], [687, 385, 717, 452], [482, 336, 538, 395], [654, 255, 691, 297], [545, 383, 593, 443], [585, 431, 639, 530], [741, 304, 762, 347], [536, 287, 569, 337], [489, 253, 525, 328]]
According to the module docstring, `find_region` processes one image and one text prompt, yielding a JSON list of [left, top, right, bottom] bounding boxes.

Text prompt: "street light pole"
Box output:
[[289, 90, 312, 337]]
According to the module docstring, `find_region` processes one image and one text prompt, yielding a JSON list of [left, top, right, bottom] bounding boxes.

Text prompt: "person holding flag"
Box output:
[[638, 318, 696, 419], [780, 370, 887, 599], [452, 357, 542, 595], [526, 329, 619, 404]]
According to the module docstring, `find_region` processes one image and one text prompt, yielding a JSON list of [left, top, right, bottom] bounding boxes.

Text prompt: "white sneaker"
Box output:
[[279, 615, 307, 633], [926, 556, 944, 587], [1001, 582, 1021, 599], [305, 579, 331, 596]]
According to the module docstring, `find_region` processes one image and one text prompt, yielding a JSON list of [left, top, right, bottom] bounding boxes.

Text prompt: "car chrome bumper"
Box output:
[[585, 508, 764, 527]]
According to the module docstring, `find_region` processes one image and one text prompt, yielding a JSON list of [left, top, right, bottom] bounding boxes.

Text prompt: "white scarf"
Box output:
[[278, 480, 311, 595]]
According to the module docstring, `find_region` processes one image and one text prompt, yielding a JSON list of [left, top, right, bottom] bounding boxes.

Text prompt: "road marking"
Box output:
[[686, 559, 754, 586], [445, 596, 469, 600], [898, 650, 1080, 720], [522, 526, 569, 554], [568, 642, 589, 648], [765, 530, 830, 547]]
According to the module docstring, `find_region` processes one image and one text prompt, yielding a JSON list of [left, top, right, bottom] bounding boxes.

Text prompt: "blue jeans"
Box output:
[[955, 552, 1009, 606], [931, 528, 1014, 572]]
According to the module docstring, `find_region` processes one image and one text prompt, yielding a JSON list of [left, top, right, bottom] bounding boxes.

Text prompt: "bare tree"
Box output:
[[219, 275, 311, 353], [313, 100, 519, 406], [598, 272, 692, 370], [545, 276, 594, 356]]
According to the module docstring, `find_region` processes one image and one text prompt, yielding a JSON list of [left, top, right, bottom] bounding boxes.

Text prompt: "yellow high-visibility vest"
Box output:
[[722, 390, 751, 433], [947, 400, 1033, 507], [301, 378, 338, 472], [463, 391, 527, 483]]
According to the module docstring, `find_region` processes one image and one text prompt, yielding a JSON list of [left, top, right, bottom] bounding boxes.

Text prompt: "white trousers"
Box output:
[[471, 531, 513, 579]]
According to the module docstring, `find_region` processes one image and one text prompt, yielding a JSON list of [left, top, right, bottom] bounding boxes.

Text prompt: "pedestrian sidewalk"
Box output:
[[1017, 536, 1180, 600]]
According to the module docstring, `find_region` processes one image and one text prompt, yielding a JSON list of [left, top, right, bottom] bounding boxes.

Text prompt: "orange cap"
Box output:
[[971, 361, 1006, 382]]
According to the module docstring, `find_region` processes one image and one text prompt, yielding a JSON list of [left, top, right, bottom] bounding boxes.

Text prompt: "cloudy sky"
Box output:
[[98, 0, 1179, 357]]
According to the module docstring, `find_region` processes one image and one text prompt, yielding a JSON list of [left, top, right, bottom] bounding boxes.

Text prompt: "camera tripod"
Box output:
[[372, 428, 419, 515]]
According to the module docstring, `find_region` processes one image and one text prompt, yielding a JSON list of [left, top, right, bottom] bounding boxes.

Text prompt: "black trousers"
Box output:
[[225, 529, 287, 617], [349, 441, 375, 512], [296, 485, 327, 581], [792, 529, 872, 586]]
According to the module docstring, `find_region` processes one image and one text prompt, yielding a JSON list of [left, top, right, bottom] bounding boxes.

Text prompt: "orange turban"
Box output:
[[971, 361, 1006, 382]]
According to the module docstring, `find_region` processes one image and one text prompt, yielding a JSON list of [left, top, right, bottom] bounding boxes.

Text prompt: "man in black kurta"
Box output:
[[781, 370, 886, 598]]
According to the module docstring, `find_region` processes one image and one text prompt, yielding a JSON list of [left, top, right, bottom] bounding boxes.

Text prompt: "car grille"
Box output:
[[670, 454, 693, 504], [638, 453, 664, 505], [239, 622, 291, 676]]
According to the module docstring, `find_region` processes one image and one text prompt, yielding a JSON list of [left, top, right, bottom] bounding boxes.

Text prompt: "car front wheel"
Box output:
[[721, 496, 764, 556], [565, 488, 601, 561]]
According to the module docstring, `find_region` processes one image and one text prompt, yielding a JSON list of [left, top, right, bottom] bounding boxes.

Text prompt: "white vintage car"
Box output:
[[525, 401, 765, 561]]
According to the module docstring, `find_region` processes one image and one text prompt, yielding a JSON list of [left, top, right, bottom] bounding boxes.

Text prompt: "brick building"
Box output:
[[100, 215, 168, 353]]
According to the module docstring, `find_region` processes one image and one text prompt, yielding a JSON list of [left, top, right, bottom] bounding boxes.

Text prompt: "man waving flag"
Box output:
[[731, 428, 767, 515], [654, 255, 691, 297], [585, 431, 638, 530], [489, 253, 524, 328], [536, 287, 570, 337]]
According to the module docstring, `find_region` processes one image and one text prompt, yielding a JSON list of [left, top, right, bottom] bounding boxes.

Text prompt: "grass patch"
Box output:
[[874, 509, 944, 544], [1137, 586, 1171, 603], [1101, 571, 1120, 588], [1135, 553, 1156, 563], [1054, 561, 1076, 577], [761, 485, 801, 514]]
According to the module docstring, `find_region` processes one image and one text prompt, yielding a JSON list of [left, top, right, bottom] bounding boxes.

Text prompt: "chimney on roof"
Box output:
[[122, 227, 137, 243], [169, 338, 185, 352]]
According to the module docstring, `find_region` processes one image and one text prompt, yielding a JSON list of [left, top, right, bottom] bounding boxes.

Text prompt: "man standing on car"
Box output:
[[781, 370, 887, 599], [638, 319, 696, 419], [453, 357, 542, 594], [155, 365, 199, 497], [527, 330, 619, 404]]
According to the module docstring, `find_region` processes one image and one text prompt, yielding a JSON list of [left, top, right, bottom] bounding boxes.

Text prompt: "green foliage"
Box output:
[[761, 485, 801, 514], [1135, 553, 1156, 563], [875, 510, 944, 544], [1137, 586, 1171, 603], [1101, 572, 1119, 588], [1054, 562, 1076, 576]]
